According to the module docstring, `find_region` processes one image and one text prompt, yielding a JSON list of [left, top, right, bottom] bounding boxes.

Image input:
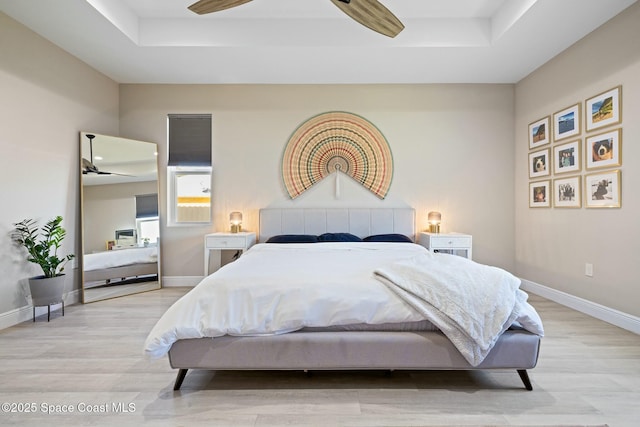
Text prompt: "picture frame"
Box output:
[[553, 103, 581, 141], [585, 170, 621, 208], [529, 180, 551, 208], [585, 86, 621, 132], [528, 148, 550, 179], [528, 116, 550, 149], [106, 240, 116, 251], [553, 139, 581, 175], [585, 128, 622, 170], [553, 176, 581, 208]]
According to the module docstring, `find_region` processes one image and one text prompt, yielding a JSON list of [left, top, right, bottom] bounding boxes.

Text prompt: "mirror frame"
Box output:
[[80, 132, 162, 303]]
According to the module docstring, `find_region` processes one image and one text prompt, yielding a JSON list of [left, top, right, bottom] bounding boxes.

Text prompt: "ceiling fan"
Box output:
[[82, 134, 133, 176], [187, 0, 405, 38]]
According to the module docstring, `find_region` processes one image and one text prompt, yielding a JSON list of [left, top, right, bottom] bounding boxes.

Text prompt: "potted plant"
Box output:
[[12, 216, 75, 313]]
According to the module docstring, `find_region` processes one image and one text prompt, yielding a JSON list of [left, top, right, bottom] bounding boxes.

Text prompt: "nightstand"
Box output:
[[417, 232, 473, 260], [204, 232, 256, 275]]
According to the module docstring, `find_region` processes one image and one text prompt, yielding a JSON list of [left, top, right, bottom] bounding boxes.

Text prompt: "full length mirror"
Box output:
[[80, 132, 161, 303]]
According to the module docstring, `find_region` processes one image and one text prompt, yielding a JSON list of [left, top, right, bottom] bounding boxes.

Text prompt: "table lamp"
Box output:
[[428, 211, 441, 233], [230, 211, 242, 233]]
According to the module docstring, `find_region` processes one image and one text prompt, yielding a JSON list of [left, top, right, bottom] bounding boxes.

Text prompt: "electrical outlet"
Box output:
[[585, 263, 593, 277]]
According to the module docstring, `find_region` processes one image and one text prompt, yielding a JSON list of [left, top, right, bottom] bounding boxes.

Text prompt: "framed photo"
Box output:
[[585, 170, 621, 208], [585, 128, 622, 170], [106, 240, 116, 251], [528, 116, 550, 149], [553, 103, 581, 141], [553, 139, 581, 175], [528, 148, 550, 179], [553, 176, 581, 208], [585, 86, 621, 132], [529, 180, 551, 208]]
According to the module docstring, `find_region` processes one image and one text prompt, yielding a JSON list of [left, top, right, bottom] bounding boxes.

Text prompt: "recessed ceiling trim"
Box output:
[[87, 0, 140, 43], [137, 17, 491, 47], [491, 0, 538, 42]]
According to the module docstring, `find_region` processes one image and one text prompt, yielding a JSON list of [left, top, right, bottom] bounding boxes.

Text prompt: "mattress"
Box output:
[[299, 319, 439, 332]]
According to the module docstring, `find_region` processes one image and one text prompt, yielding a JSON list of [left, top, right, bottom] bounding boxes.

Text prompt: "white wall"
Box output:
[[515, 2, 640, 317], [0, 13, 119, 315], [119, 84, 517, 278]]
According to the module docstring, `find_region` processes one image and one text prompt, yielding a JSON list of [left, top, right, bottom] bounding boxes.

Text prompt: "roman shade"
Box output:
[[168, 114, 212, 166], [136, 193, 159, 218]]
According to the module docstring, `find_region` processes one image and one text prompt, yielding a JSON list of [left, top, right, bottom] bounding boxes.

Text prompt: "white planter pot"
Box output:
[[28, 274, 66, 307]]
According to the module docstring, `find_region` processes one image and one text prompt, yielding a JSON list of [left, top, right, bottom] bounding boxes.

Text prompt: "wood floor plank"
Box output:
[[0, 287, 638, 426]]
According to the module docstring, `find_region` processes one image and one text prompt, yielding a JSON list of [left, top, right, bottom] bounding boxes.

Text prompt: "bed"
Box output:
[[145, 208, 543, 391], [83, 246, 159, 288]]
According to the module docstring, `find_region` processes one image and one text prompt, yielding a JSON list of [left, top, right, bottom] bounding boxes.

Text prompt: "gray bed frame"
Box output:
[[83, 261, 158, 285], [168, 208, 540, 390]]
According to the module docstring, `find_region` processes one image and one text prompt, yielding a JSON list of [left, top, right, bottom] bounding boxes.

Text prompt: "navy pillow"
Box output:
[[317, 232, 362, 242], [265, 234, 318, 244], [363, 233, 413, 243]]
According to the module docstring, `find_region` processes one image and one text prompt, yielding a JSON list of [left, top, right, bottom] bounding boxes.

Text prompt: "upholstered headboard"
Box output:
[[259, 208, 415, 242]]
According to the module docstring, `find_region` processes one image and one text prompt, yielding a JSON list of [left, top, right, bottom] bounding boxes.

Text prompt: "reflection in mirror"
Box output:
[[80, 132, 161, 303]]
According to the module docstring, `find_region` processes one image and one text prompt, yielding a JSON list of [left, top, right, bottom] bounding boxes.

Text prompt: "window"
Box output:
[[167, 114, 212, 225], [136, 193, 159, 245]]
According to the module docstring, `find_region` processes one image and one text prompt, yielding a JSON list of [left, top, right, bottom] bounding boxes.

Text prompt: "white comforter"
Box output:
[[83, 246, 158, 271], [144, 242, 543, 360], [374, 252, 541, 366]]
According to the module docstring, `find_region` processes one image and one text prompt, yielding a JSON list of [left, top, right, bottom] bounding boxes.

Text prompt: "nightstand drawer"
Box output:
[[418, 232, 473, 260], [205, 235, 247, 248], [429, 236, 472, 248]]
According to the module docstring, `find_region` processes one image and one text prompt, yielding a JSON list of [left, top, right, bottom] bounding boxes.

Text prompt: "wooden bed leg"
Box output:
[[173, 369, 188, 391], [517, 369, 533, 391]]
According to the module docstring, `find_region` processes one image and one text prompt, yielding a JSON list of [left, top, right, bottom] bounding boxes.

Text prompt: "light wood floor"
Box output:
[[0, 287, 638, 427]]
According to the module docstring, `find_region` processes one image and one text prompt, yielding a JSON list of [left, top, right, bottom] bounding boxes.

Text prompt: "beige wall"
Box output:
[[119, 84, 517, 277], [0, 12, 119, 315], [515, 2, 640, 316]]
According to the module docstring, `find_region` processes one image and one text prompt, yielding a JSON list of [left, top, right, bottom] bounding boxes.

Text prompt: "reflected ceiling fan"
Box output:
[[82, 134, 133, 176], [187, 0, 404, 38]]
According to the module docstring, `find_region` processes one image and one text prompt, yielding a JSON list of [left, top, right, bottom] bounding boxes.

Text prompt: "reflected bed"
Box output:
[[83, 246, 158, 288]]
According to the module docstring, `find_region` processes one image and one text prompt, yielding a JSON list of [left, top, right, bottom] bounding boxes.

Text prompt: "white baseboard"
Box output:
[[0, 289, 82, 330], [0, 279, 198, 330], [521, 279, 640, 335], [161, 276, 202, 287]]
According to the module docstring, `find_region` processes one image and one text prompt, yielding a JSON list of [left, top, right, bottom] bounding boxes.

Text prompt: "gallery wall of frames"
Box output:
[[527, 85, 622, 209]]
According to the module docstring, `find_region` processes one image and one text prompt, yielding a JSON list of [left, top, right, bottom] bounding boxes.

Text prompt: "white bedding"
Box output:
[[144, 242, 543, 360], [83, 246, 158, 271], [374, 252, 542, 366]]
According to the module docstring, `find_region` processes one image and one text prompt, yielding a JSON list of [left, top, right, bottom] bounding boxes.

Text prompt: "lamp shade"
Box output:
[[229, 211, 243, 233], [427, 211, 441, 223], [229, 211, 242, 224]]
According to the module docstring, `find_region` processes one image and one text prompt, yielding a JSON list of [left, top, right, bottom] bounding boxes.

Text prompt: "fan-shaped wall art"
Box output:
[[282, 111, 393, 199]]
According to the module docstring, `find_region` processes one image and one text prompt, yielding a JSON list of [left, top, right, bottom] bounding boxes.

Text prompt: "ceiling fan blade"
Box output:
[[330, 0, 404, 38], [188, 0, 253, 15], [82, 158, 134, 177], [82, 158, 99, 174]]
